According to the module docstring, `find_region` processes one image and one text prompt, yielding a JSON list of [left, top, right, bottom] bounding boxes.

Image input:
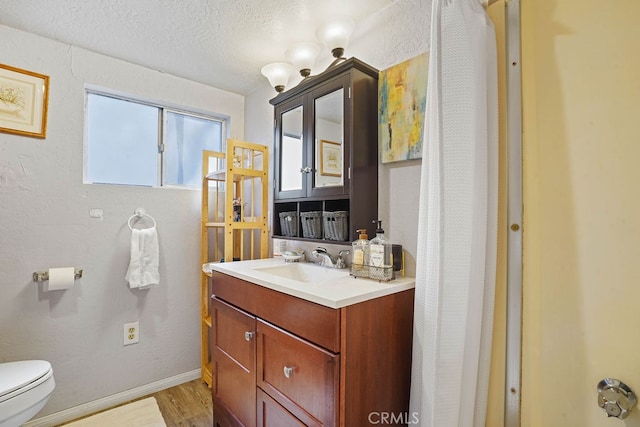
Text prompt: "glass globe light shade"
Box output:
[[260, 62, 294, 92], [285, 42, 321, 77], [315, 16, 356, 54]]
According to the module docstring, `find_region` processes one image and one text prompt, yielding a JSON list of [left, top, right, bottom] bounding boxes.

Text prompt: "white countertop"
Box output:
[[205, 258, 415, 309]]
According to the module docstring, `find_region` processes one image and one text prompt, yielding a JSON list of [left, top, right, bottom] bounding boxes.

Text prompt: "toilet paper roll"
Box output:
[[45, 267, 75, 291]]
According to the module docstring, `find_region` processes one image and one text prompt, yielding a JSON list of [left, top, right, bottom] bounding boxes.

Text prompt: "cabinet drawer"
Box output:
[[257, 320, 338, 427], [212, 271, 340, 352]]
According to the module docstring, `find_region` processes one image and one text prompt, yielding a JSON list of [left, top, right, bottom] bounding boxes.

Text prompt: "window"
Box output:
[[85, 92, 225, 187]]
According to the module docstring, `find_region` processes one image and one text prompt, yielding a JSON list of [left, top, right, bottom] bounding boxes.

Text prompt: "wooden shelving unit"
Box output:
[[200, 139, 269, 387]]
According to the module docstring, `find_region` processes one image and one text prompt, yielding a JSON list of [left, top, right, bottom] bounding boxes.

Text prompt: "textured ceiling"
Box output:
[[0, 0, 410, 95]]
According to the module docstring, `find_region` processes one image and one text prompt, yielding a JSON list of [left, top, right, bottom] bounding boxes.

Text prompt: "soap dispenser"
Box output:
[[351, 229, 370, 278], [369, 220, 393, 281]]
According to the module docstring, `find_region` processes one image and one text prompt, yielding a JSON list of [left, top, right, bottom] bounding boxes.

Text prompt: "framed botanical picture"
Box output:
[[0, 64, 49, 138], [319, 139, 342, 177]]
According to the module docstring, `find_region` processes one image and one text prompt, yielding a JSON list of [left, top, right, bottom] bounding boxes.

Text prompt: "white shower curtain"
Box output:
[[409, 0, 498, 426]]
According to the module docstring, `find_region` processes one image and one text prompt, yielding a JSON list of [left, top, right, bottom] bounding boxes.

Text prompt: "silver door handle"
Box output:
[[244, 331, 255, 341], [299, 167, 312, 174]]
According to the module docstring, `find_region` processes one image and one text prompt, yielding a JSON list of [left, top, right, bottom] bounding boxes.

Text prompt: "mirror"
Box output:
[[280, 105, 303, 192], [314, 88, 343, 188]]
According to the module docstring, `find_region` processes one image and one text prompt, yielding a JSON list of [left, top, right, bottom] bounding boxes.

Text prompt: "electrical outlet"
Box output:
[[123, 322, 139, 346]]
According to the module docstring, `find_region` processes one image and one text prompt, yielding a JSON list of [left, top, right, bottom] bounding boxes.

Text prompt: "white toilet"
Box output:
[[0, 361, 55, 427]]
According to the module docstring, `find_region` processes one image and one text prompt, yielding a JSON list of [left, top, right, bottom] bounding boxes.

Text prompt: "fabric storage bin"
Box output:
[[300, 211, 323, 239], [322, 211, 349, 241], [279, 211, 298, 237]]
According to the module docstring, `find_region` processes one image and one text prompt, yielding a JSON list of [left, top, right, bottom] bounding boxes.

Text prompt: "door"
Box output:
[[257, 389, 306, 427], [274, 98, 306, 200], [274, 76, 349, 201], [308, 75, 350, 198], [521, 0, 640, 425], [212, 298, 257, 427]]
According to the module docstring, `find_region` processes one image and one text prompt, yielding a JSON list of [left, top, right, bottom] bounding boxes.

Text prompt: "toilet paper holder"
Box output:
[[33, 268, 83, 282]]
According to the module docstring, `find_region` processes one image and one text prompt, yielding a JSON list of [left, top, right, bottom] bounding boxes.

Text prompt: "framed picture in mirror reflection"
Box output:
[[319, 139, 342, 177]]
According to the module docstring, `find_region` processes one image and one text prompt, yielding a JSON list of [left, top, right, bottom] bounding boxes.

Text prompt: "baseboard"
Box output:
[[24, 369, 201, 427]]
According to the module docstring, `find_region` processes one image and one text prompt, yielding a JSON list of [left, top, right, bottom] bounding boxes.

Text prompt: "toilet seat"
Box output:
[[0, 360, 53, 403]]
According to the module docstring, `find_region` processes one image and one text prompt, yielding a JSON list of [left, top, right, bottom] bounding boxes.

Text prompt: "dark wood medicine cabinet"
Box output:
[[270, 58, 379, 244]]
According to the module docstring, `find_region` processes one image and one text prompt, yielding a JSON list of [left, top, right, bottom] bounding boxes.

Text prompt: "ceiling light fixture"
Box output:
[[261, 15, 356, 93]]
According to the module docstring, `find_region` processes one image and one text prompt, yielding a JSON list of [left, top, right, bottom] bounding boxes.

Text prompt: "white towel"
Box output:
[[125, 227, 159, 289]]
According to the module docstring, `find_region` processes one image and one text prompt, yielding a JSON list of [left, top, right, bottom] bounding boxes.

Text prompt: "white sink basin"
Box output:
[[208, 258, 415, 309], [253, 262, 349, 284]]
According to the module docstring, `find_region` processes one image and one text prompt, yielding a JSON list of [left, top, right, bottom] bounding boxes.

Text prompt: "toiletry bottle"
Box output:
[[351, 229, 370, 278], [369, 220, 393, 281]]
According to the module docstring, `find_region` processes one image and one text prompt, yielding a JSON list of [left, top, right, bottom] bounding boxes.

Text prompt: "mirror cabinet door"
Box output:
[[279, 105, 304, 193], [314, 88, 344, 190]]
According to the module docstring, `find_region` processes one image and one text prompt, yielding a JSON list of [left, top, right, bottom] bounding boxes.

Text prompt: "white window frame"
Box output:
[[84, 87, 229, 188]]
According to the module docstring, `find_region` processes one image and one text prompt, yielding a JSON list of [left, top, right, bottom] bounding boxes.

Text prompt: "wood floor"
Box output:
[[151, 379, 212, 426], [60, 379, 212, 427]]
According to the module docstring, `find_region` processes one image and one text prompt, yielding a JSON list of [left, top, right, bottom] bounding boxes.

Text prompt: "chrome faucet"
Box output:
[[311, 247, 350, 269]]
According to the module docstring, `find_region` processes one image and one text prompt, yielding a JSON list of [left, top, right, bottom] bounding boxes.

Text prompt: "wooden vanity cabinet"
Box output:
[[211, 271, 414, 427]]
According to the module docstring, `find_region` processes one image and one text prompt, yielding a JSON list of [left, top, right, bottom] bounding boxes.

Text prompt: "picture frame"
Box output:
[[0, 64, 49, 138], [319, 139, 342, 177], [378, 52, 429, 163]]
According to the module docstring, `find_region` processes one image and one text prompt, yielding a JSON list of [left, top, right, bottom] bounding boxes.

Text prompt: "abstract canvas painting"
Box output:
[[378, 52, 429, 163]]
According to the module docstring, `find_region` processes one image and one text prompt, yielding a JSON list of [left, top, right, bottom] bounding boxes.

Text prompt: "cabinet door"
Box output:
[[257, 320, 338, 427], [212, 297, 257, 427], [274, 98, 307, 200], [309, 75, 350, 198], [257, 388, 306, 427]]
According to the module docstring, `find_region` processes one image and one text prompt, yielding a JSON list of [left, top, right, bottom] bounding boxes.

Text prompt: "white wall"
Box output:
[[245, 0, 431, 275], [0, 24, 244, 417]]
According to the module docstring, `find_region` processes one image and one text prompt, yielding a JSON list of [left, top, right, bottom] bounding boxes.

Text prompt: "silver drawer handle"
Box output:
[[283, 366, 295, 378], [244, 331, 255, 341]]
